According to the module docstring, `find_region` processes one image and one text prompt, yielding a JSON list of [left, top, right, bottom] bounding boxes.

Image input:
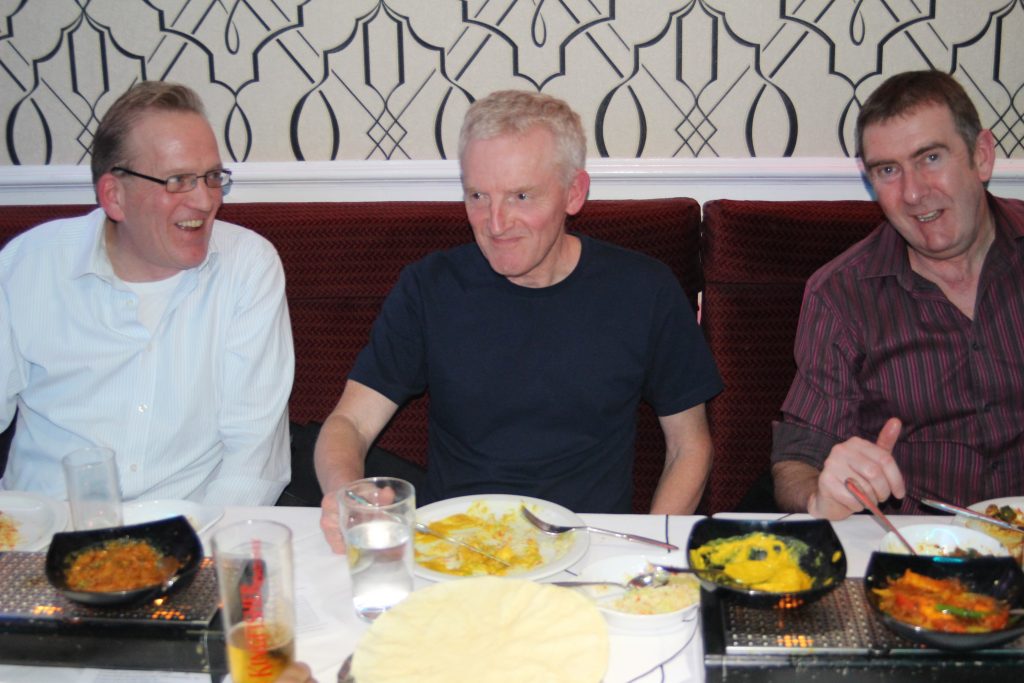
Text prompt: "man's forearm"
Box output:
[[313, 413, 370, 497], [772, 460, 820, 512], [650, 446, 711, 515]]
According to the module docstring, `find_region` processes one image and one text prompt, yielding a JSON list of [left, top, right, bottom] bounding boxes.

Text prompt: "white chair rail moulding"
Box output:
[[1, 158, 1023, 206]]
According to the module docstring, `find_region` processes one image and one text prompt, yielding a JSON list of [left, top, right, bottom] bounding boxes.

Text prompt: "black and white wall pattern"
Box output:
[[2, 0, 1022, 167]]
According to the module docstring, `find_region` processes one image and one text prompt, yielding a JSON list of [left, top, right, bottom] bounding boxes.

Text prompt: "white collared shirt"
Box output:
[[0, 208, 294, 505]]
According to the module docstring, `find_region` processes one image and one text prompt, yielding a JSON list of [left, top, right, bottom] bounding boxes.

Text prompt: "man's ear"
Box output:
[[565, 169, 590, 216], [96, 173, 126, 222], [973, 129, 996, 183]]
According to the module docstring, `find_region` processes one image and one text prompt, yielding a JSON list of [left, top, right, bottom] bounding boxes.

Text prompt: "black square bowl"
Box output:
[[864, 551, 1024, 651], [45, 515, 202, 607], [686, 517, 847, 608]]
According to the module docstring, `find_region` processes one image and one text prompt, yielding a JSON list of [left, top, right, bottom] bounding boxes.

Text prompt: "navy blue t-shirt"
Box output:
[[350, 235, 722, 512]]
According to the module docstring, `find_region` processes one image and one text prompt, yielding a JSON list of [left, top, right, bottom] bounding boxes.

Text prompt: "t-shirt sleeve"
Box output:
[[643, 271, 723, 416], [349, 263, 429, 405]]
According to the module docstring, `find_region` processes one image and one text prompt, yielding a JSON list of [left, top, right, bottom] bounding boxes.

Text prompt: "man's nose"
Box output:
[[187, 180, 219, 211], [901, 167, 927, 204], [489, 199, 510, 234]]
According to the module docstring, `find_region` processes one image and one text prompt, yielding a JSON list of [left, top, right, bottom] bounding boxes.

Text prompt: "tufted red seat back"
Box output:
[[0, 198, 701, 513], [698, 199, 885, 513]]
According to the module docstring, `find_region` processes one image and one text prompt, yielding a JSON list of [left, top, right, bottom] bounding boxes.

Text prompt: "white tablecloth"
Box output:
[[0, 508, 941, 682]]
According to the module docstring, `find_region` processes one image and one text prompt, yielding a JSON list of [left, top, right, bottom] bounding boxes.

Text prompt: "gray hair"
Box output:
[[458, 90, 586, 185]]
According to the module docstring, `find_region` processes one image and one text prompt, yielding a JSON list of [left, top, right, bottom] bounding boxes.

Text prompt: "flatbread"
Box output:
[[352, 577, 608, 683]]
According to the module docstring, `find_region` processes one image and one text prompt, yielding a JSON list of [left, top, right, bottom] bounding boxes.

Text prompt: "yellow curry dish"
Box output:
[[414, 502, 572, 577], [688, 532, 819, 593]]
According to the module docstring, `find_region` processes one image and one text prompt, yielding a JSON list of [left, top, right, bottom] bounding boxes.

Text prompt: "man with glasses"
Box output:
[[0, 81, 294, 506]]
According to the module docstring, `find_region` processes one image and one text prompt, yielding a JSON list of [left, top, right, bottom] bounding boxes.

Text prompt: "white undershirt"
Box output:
[[120, 271, 184, 333]]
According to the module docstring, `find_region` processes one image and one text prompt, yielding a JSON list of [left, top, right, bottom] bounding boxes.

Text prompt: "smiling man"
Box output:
[[315, 90, 721, 552], [772, 70, 1024, 519], [0, 81, 294, 506]]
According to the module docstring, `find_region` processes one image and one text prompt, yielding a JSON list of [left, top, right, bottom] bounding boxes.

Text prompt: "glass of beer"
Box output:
[[212, 520, 295, 683]]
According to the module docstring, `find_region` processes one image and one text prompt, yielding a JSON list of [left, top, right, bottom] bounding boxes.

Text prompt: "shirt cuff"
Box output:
[[770, 420, 839, 470]]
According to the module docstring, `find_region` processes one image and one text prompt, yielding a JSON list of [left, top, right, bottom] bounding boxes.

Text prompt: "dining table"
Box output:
[[0, 506, 1008, 682]]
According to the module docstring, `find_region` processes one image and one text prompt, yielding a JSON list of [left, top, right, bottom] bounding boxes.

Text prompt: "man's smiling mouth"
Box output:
[[176, 219, 204, 231], [915, 210, 942, 223]]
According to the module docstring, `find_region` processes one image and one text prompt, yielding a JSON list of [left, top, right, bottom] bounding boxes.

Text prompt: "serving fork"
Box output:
[[520, 506, 678, 551]]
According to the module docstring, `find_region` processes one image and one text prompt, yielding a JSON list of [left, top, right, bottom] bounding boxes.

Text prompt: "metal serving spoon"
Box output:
[[550, 570, 670, 590]]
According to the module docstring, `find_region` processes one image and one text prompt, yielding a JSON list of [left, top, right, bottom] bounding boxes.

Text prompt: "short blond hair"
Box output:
[[90, 81, 207, 184], [458, 90, 586, 185]]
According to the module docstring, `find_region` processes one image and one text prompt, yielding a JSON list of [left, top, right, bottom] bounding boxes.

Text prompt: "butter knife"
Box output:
[[920, 498, 1024, 534], [414, 522, 511, 567], [344, 488, 511, 566]]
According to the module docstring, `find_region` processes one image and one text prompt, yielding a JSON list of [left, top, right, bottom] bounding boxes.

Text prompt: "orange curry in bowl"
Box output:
[[873, 569, 1011, 633], [66, 538, 180, 592]]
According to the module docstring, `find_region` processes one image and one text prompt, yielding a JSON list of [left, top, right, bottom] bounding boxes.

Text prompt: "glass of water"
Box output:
[[339, 477, 415, 621]]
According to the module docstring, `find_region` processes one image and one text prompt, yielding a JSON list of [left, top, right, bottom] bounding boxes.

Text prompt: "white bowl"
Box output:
[[573, 553, 701, 634], [879, 523, 1010, 557]]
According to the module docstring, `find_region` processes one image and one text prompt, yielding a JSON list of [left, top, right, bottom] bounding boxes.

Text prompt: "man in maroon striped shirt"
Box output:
[[772, 70, 1024, 519]]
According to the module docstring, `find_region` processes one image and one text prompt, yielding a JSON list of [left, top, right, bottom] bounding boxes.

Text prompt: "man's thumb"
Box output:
[[876, 417, 902, 453]]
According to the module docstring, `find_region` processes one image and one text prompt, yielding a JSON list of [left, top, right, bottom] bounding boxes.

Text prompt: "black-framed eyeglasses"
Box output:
[[111, 166, 233, 194]]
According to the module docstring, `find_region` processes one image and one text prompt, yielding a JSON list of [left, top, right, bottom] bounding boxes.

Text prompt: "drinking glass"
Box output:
[[212, 520, 296, 683], [340, 477, 415, 621], [62, 447, 122, 530]]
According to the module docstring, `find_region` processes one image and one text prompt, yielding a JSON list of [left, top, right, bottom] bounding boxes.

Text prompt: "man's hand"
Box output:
[[807, 417, 905, 520], [277, 661, 316, 683], [320, 482, 402, 554], [320, 490, 346, 553]]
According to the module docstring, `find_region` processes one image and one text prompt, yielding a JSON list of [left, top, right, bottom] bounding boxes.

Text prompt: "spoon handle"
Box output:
[[648, 563, 697, 575], [583, 526, 679, 551], [845, 478, 917, 555], [549, 580, 626, 588]]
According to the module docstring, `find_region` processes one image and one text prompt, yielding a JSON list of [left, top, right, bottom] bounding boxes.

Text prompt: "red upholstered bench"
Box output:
[[698, 199, 885, 513], [0, 198, 702, 513]]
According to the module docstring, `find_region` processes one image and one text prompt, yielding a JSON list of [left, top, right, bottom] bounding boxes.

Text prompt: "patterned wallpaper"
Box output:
[[2, 0, 1022, 167]]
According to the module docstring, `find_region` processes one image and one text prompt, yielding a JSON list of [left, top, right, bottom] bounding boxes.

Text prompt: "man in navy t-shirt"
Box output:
[[315, 90, 722, 552]]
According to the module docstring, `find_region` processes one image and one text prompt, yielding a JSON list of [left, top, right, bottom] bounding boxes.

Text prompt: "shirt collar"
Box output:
[[860, 192, 1020, 290], [72, 207, 220, 282]]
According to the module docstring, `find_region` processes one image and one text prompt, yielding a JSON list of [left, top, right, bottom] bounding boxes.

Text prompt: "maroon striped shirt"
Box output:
[[772, 194, 1024, 514]]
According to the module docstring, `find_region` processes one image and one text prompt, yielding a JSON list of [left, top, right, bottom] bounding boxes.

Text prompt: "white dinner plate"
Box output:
[[954, 496, 1024, 560], [0, 490, 69, 550], [962, 496, 1024, 517], [122, 499, 224, 534], [414, 494, 590, 582]]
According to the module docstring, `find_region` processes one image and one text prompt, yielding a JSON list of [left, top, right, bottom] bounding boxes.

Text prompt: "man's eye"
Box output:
[[872, 165, 897, 180], [516, 192, 529, 201]]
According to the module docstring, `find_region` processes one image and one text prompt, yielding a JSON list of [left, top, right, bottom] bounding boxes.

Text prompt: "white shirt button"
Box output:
[[137, 403, 148, 413]]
